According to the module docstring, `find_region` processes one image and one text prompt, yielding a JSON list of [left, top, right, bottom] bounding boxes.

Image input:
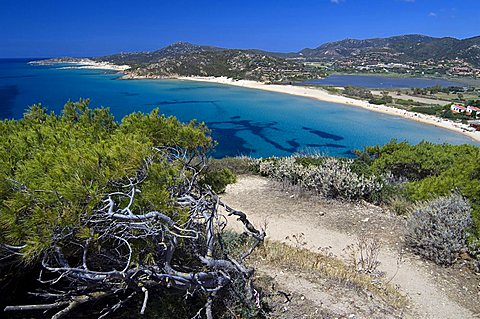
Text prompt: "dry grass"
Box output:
[[388, 195, 414, 216], [249, 239, 408, 310], [210, 156, 258, 175]]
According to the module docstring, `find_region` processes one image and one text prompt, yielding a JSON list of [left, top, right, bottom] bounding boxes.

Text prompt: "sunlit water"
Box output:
[[0, 59, 477, 158]]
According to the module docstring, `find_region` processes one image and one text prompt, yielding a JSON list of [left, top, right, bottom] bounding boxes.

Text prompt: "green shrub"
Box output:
[[343, 86, 374, 99], [354, 141, 480, 268], [410, 106, 442, 115], [0, 100, 265, 318], [359, 141, 480, 233], [395, 99, 425, 107], [202, 167, 237, 193], [0, 100, 210, 261], [369, 94, 393, 105]]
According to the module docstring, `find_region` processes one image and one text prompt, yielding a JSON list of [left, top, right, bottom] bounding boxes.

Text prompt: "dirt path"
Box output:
[[221, 175, 478, 319]]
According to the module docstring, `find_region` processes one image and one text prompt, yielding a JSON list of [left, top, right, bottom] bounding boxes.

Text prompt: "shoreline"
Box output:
[[27, 58, 480, 143], [176, 76, 480, 143]]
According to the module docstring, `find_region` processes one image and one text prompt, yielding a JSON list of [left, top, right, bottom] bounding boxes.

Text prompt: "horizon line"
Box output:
[[2, 32, 479, 59]]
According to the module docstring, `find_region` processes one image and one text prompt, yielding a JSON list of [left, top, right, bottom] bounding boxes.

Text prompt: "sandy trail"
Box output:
[[221, 175, 475, 319]]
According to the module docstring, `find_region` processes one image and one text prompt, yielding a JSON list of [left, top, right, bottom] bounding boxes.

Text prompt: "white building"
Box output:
[[450, 104, 467, 113]]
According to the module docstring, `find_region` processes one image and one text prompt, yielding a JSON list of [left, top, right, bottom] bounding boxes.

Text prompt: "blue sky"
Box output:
[[1, 0, 478, 57]]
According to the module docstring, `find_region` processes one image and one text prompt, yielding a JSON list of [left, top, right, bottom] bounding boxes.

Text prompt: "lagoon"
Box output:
[[0, 59, 477, 158], [302, 75, 465, 89]]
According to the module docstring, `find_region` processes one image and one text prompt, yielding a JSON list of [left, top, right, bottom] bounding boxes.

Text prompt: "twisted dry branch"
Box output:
[[2, 146, 265, 318]]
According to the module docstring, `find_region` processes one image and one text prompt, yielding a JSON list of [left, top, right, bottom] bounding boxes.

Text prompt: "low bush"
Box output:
[[201, 167, 237, 193], [369, 94, 393, 105], [388, 194, 414, 216], [343, 86, 374, 99], [258, 156, 384, 201], [209, 156, 258, 175], [395, 99, 425, 107], [410, 106, 442, 115], [406, 193, 473, 265], [467, 239, 480, 272], [360, 141, 480, 234]]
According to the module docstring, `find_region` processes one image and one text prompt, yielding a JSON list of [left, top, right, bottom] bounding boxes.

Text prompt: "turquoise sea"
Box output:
[[0, 59, 478, 158]]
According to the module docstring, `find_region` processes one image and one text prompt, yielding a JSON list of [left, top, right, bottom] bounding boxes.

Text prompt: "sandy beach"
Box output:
[[58, 60, 130, 71], [29, 59, 130, 71], [177, 76, 480, 143]]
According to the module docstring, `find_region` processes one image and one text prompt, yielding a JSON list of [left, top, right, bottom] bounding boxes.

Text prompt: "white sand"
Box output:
[[29, 58, 130, 71], [177, 76, 480, 143], [56, 59, 130, 71]]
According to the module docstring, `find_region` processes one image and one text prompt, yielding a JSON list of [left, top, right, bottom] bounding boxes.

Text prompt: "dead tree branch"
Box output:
[[2, 146, 265, 318]]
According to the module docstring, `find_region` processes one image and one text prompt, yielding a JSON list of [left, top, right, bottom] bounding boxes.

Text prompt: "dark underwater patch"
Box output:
[[0, 74, 37, 79], [302, 126, 344, 141], [120, 91, 140, 97], [207, 119, 309, 156], [209, 128, 254, 158], [287, 139, 300, 149], [322, 143, 346, 149], [145, 100, 220, 106]]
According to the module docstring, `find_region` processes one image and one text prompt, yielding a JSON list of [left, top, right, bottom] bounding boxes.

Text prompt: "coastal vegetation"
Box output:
[[1, 100, 479, 317], [0, 101, 418, 318], [360, 141, 480, 268], [4, 0, 480, 311], [256, 156, 384, 201], [0, 100, 265, 318], [326, 84, 480, 124], [98, 42, 325, 83], [217, 140, 480, 271]]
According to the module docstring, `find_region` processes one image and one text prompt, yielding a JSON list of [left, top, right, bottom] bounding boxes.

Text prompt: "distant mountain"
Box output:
[[298, 34, 480, 67], [97, 42, 224, 65], [96, 42, 324, 83], [97, 42, 293, 64], [39, 34, 480, 82]]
